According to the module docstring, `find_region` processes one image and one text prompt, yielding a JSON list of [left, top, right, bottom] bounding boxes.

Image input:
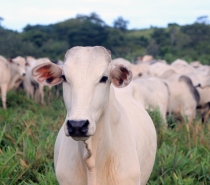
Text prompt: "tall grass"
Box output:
[[0, 90, 63, 184], [148, 110, 210, 185], [0, 90, 209, 184]]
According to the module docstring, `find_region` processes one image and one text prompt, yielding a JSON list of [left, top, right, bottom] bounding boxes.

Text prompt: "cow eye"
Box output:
[[62, 75, 66, 82], [99, 76, 108, 83]]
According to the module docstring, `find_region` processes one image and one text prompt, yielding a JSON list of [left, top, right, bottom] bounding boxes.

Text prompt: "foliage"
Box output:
[[0, 13, 210, 63], [113, 16, 129, 31], [148, 110, 210, 185], [0, 90, 64, 184]]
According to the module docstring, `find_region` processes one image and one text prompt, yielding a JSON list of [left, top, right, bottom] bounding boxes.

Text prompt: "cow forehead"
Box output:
[[64, 46, 111, 62], [13, 56, 26, 65], [64, 47, 111, 77]]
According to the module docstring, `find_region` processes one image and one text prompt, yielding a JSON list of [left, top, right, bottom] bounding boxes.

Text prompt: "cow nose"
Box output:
[[67, 120, 89, 136], [22, 73, 26, 76]]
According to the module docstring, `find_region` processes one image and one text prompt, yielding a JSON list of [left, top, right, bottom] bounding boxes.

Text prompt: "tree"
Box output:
[[76, 12, 106, 27], [196, 16, 209, 24], [113, 16, 129, 31]]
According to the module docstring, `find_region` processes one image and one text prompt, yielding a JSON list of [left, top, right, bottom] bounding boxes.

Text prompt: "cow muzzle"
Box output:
[[66, 120, 89, 139]]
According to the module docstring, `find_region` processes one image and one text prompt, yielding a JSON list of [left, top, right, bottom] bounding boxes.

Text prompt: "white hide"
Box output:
[[147, 62, 174, 77], [160, 70, 198, 123], [24, 57, 52, 104], [170, 61, 210, 122], [32, 46, 157, 185], [0, 55, 26, 109], [133, 77, 169, 124]]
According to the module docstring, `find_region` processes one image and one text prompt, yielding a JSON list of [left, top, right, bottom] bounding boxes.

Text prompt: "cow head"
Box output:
[[31, 46, 132, 141], [9, 56, 27, 76]]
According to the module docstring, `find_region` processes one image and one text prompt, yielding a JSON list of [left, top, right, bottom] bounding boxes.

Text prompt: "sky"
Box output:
[[0, 0, 210, 32]]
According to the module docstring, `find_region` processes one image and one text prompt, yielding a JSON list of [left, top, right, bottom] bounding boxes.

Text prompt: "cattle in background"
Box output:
[[136, 55, 154, 63], [182, 66, 210, 123], [171, 59, 189, 66], [133, 77, 169, 125], [196, 87, 210, 122], [0, 55, 26, 109], [32, 46, 157, 185], [160, 69, 199, 123], [24, 57, 52, 104], [190, 61, 202, 68], [147, 62, 174, 77], [169, 62, 210, 122]]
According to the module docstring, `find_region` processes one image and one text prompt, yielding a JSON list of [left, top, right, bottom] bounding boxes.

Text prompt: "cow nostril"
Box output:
[[22, 73, 26, 76], [81, 120, 89, 133], [67, 120, 73, 133]]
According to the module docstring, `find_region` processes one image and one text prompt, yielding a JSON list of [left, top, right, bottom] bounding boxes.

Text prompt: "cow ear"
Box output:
[[32, 62, 63, 86], [110, 65, 132, 88]]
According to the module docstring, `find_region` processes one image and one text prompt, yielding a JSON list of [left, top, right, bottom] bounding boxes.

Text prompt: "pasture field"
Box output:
[[0, 90, 210, 185]]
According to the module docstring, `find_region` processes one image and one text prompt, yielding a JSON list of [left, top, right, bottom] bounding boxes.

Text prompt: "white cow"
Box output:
[[133, 77, 169, 124], [160, 69, 199, 123], [0, 55, 26, 109], [147, 62, 174, 77], [24, 57, 52, 104], [32, 46, 157, 185]]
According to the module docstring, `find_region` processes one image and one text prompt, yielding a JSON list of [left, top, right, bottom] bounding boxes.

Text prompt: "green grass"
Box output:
[[126, 28, 154, 39], [0, 90, 210, 184]]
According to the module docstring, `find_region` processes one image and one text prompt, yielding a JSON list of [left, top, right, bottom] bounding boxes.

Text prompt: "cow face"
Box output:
[[10, 56, 27, 76], [31, 46, 132, 141]]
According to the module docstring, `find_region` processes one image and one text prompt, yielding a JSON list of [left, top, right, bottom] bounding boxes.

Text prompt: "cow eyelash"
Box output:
[[99, 76, 108, 83], [62, 75, 67, 82]]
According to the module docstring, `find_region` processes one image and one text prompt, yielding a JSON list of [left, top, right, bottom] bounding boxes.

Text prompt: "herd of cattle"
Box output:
[[0, 46, 209, 184], [0, 55, 63, 109], [113, 56, 210, 124], [0, 52, 210, 123], [1, 52, 207, 124]]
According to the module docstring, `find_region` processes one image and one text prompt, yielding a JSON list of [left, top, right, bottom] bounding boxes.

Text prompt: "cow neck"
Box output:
[[8, 63, 19, 90], [82, 85, 121, 185]]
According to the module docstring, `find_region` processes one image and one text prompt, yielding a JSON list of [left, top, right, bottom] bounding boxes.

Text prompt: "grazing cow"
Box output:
[[196, 87, 210, 122], [160, 69, 199, 123], [136, 55, 153, 63], [190, 61, 202, 68], [147, 62, 174, 77], [32, 46, 157, 185], [169, 63, 210, 122], [133, 77, 169, 124], [0, 55, 26, 109], [24, 57, 53, 104]]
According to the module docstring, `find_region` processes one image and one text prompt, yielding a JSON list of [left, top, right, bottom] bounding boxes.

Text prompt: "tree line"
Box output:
[[0, 13, 210, 64]]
